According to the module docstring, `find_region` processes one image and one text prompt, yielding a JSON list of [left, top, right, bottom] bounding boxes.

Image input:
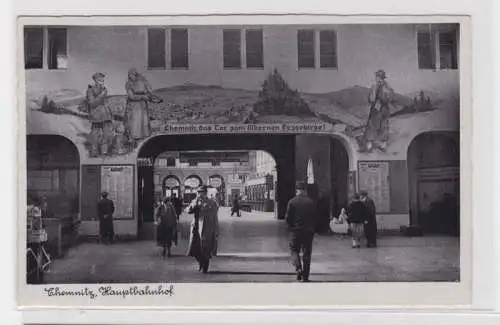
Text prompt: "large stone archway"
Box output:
[[136, 134, 297, 234]]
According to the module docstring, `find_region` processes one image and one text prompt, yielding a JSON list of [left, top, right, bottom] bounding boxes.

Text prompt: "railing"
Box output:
[[240, 200, 275, 212]]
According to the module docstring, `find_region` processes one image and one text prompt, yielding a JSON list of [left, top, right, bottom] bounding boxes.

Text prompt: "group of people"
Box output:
[[342, 191, 378, 248], [285, 183, 379, 282], [97, 187, 220, 273], [155, 187, 220, 273], [80, 68, 162, 157]]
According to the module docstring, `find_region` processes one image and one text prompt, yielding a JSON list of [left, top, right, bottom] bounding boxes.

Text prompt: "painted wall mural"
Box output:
[[27, 68, 459, 159]]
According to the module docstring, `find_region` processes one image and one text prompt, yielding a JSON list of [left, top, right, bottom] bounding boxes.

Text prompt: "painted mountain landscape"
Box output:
[[26, 70, 459, 157]]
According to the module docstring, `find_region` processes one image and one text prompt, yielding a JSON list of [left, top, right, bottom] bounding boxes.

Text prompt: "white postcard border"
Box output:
[[16, 14, 473, 309]]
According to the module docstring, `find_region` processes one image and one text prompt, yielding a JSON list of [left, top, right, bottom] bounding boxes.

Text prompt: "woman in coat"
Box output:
[[155, 197, 178, 258], [186, 186, 219, 273], [125, 68, 161, 146]]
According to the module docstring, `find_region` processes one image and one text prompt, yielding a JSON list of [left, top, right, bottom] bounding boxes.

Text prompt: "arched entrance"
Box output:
[[137, 133, 350, 235], [407, 131, 459, 235], [137, 134, 297, 232], [183, 175, 203, 203], [26, 134, 81, 263], [26, 135, 80, 220], [162, 175, 181, 198]]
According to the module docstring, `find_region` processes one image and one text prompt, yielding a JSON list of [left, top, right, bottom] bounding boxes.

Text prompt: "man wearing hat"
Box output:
[[360, 190, 378, 247], [187, 185, 219, 273], [285, 181, 317, 282], [361, 69, 394, 152], [84, 72, 114, 157], [97, 191, 115, 244]]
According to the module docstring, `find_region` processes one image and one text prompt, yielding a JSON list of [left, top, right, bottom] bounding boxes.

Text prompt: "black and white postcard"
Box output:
[[17, 14, 472, 308]]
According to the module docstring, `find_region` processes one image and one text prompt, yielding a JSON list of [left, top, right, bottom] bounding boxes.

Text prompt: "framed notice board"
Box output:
[[101, 165, 135, 220], [80, 164, 135, 220], [357, 161, 391, 213]]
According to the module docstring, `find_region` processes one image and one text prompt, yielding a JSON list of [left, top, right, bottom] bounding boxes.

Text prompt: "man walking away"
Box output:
[[360, 190, 378, 247], [346, 193, 368, 248], [285, 181, 317, 282], [231, 194, 241, 217], [97, 191, 115, 244]]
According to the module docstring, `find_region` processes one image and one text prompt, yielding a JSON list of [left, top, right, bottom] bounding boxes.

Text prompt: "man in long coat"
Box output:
[[285, 181, 317, 282], [360, 190, 378, 247], [187, 186, 219, 273], [97, 191, 115, 244]]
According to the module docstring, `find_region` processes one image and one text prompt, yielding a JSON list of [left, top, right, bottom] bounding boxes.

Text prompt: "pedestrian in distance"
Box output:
[[285, 181, 317, 282], [230, 193, 241, 217], [97, 191, 115, 244]]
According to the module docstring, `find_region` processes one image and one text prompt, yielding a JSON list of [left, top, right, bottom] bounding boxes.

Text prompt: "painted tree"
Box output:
[[253, 69, 315, 116]]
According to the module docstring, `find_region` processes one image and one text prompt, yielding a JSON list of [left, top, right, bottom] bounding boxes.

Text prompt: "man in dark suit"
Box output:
[[285, 181, 317, 282], [97, 191, 115, 244], [360, 190, 378, 247]]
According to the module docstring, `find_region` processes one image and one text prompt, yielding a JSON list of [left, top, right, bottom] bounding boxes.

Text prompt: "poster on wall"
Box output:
[[101, 165, 134, 219], [358, 161, 391, 213]]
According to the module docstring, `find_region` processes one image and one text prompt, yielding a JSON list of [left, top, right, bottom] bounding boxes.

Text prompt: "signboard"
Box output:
[[209, 176, 223, 188], [358, 161, 390, 213], [159, 123, 328, 134], [101, 165, 134, 219], [164, 176, 180, 188]]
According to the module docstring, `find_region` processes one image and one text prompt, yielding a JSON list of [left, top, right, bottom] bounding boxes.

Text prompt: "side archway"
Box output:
[[407, 131, 459, 235], [26, 134, 81, 220]]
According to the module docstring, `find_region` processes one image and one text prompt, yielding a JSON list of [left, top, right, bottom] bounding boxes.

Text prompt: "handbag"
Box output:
[[330, 218, 349, 234]]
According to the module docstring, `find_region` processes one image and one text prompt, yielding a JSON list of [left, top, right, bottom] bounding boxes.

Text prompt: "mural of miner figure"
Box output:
[[83, 72, 114, 157], [360, 69, 395, 153]]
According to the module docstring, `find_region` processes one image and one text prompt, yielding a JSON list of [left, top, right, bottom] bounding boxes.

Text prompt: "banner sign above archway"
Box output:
[[158, 123, 330, 134]]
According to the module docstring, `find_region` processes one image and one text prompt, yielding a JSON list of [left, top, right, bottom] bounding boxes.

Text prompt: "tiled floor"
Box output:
[[44, 208, 460, 283]]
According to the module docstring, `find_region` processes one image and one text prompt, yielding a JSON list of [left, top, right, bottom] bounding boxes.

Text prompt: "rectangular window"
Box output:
[[48, 28, 68, 69], [439, 31, 458, 70], [170, 28, 189, 68], [166, 157, 176, 167], [147, 28, 166, 69], [24, 27, 44, 69], [223, 29, 241, 69], [319, 30, 337, 68], [417, 29, 458, 70], [417, 31, 435, 70], [245, 29, 263, 68], [297, 30, 315, 68]]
